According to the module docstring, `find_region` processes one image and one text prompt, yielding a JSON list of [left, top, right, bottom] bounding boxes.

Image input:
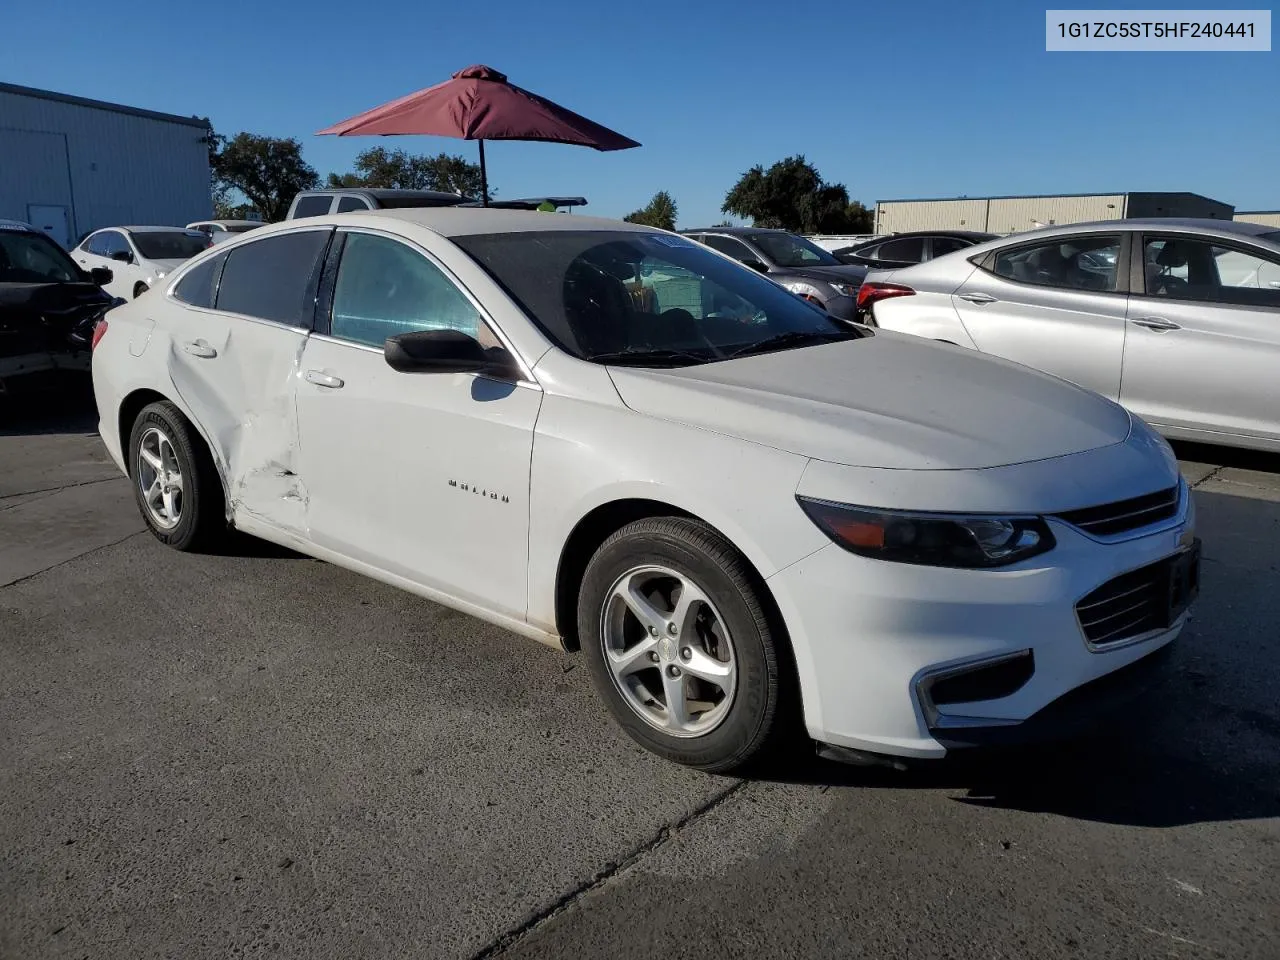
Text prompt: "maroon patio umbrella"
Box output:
[[317, 65, 640, 206]]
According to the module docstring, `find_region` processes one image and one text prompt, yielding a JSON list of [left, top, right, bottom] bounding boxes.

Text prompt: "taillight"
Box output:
[[855, 282, 915, 312], [91, 319, 108, 350]]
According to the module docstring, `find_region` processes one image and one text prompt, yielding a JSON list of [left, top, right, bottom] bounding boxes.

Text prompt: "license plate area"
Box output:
[[1166, 538, 1201, 626]]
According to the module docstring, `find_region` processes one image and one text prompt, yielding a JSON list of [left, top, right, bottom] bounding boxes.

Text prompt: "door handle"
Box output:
[[305, 370, 344, 389], [956, 292, 998, 304], [182, 339, 217, 358], [1131, 317, 1181, 332]]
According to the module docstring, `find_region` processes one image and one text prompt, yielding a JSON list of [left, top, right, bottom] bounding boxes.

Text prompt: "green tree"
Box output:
[[326, 147, 487, 198], [722, 156, 869, 234], [623, 190, 678, 231], [212, 133, 318, 222]]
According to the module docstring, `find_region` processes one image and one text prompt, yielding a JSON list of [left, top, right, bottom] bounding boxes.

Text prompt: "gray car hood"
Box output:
[[607, 334, 1132, 470], [783, 264, 868, 284]]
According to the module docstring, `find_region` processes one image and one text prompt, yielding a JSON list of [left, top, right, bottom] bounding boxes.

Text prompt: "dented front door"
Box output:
[[166, 310, 309, 535]]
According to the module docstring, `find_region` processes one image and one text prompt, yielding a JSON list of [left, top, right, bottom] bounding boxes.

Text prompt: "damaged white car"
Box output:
[[91, 209, 1198, 772]]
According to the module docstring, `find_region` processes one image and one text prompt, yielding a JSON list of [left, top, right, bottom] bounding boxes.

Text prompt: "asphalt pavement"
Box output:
[[2, 387, 1277, 960]]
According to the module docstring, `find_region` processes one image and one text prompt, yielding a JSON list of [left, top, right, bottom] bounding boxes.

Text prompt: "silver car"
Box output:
[[860, 218, 1280, 452]]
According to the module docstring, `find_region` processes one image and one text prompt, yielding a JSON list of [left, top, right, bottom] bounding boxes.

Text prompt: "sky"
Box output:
[[5, 0, 1278, 226]]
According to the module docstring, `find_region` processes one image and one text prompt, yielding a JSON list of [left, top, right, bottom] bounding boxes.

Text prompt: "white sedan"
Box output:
[[75, 226, 211, 300], [90, 209, 1199, 771]]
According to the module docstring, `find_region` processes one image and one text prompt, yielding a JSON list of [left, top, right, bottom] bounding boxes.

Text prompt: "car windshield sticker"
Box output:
[[647, 235, 695, 248]]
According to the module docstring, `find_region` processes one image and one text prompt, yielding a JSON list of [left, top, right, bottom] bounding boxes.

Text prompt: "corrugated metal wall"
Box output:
[[875, 198, 987, 233], [986, 194, 1124, 232], [1235, 211, 1280, 227], [0, 88, 211, 245], [1125, 193, 1233, 220]]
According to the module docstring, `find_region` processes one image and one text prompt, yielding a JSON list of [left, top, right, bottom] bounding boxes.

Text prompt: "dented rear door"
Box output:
[[165, 228, 333, 536]]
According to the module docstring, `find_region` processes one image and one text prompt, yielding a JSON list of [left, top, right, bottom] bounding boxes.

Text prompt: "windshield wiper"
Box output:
[[723, 330, 853, 360], [589, 347, 713, 367]]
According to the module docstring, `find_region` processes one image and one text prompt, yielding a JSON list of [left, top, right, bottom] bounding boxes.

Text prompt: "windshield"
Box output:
[[131, 231, 210, 260], [750, 232, 841, 268], [0, 229, 80, 283], [454, 230, 863, 366]]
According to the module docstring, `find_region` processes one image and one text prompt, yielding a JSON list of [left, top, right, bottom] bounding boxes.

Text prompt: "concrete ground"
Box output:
[[2, 385, 1277, 960]]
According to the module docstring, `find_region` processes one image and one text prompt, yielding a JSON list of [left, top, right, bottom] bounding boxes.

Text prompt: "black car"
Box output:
[[1, 220, 119, 398], [681, 227, 868, 321], [833, 230, 998, 269]]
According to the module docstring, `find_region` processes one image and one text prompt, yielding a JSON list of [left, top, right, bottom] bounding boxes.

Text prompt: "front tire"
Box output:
[[578, 517, 789, 773], [127, 400, 224, 551]]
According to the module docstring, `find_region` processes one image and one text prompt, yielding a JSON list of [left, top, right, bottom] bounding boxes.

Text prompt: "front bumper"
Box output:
[[767, 495, 1197, 759]]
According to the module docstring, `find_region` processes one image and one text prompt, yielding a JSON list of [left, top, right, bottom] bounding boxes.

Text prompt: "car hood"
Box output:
[[607, 333, 1132, 470], [783, 263, 868, 285]]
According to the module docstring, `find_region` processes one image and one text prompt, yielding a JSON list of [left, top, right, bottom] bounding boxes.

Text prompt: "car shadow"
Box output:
[[1171, 439, 1280, 475], [0, 374, 99, 437]]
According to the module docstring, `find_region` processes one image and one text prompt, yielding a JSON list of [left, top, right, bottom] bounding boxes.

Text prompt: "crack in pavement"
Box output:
[[1, 529, 145, 590], [1190, 466, 1226, 489], [0, 474, 124, 505], [468, 780, 749, 959]]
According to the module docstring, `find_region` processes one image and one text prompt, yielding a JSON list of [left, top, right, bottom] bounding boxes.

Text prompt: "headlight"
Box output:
[[797, 497, 1055, 568], [827, 281, 857, 297]]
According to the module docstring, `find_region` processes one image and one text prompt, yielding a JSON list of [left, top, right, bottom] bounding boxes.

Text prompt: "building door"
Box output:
[[28, 205, 71, 247]]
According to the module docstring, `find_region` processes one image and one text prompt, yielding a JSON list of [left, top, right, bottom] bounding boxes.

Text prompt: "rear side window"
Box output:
[[701, 235, 759, 264], [291, 195, 333, 219], [215, 230, 331, 327], [336, 196, 371, 213], [929, 237, 972, 259], [874, 237, 926, 263], [172, 253, 227, 308], [990, 235, 1121, 292]]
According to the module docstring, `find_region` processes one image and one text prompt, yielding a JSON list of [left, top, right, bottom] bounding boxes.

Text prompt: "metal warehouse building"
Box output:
[[1235, 210, 1280, 228], [874, 192, 1234, 235], [0, 82, 212, 248]]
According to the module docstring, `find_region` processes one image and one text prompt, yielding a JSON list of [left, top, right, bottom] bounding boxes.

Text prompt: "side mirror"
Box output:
[[384, 329, 517, 378], [89, 266, 114, 285], [744, 259, 769, 273], [111, 250, 132, 263]]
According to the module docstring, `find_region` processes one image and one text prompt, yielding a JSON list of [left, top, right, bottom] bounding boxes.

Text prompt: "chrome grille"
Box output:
[[1054, 486, 1179, 538]]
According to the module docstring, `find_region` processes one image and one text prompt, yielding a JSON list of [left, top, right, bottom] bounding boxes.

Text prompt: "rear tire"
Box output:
[[578, 517, 790, 773], [127, 400, 225, 551]]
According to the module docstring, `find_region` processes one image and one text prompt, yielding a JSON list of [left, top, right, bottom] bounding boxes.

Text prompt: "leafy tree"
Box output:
[[623, 191, 678, 231], [844, 200, 874, 234], [212, 133, 318, 222], [326, 147, 486, 198], [722, 156, 870, 234]]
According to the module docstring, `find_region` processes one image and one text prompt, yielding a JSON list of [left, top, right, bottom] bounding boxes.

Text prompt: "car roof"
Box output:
[[189, 219, 261, 226], [0, 219, 35, 232], [680, 226, 788, 236], [242, 207, 661, 240], [861, 230, 996, 242], [299, 188, 466, 203], [94, 225, 197, 234], [1004, 218, 1275, 240]]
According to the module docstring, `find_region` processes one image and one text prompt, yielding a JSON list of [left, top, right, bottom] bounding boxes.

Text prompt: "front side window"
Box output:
[[292, 195, 333, 218], [0, 229, 79, 283], [1144, 237, 1280, 307], [172, 252, 227, 309], [748, 232, 841, 268], [86, 232, 112, 256], [101, 231, 131, 259], [455, 230, 864, 365], [131, 231, 209, 261], [991, 235, 1121, 292], [330, 232, 490, 348], [215, 230, 330, 326]]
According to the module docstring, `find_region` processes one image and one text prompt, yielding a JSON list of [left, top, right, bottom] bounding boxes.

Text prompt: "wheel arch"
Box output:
[[117, 387, 229, 516], [553, 498, 794, 674]]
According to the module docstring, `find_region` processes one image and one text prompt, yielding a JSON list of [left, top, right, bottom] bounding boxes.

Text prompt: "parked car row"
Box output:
[[860, 218, 1280, 453], [91, 205, 1203, 774]]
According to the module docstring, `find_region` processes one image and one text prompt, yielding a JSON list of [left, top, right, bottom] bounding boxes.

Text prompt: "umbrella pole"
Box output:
[[477, 139, 489, 207]]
